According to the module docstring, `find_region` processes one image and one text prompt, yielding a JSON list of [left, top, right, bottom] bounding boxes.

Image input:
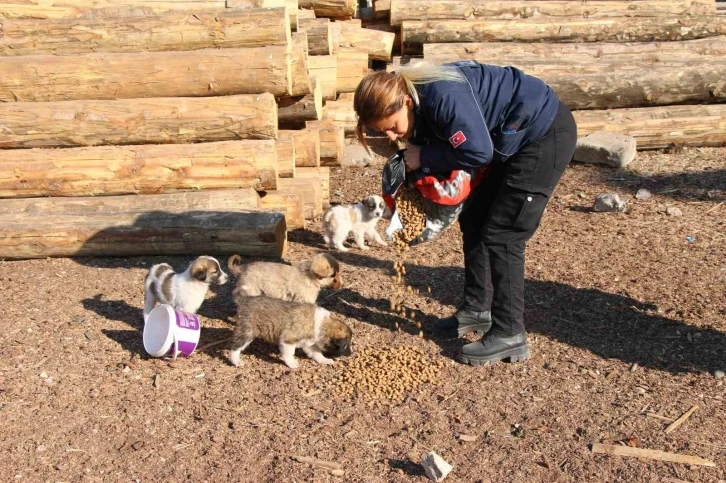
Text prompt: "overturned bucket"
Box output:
[[143, 304, 201, 358]]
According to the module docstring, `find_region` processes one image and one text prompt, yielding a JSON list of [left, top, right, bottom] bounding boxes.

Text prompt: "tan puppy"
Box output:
[[143, 256, 227, 323], [227, 253, 341, 304], [229, 296, 353, 369]]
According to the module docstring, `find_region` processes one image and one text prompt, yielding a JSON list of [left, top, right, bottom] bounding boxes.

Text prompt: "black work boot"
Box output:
[[432, 307, 492, 339], [459, 332, 530, 366]]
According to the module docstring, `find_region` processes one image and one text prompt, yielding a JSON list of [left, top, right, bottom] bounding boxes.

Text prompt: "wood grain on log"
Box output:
[[423, 37, 726, 63], [298, 0, 355, 19], [277, 76, 323, 124], [277, 177, 323, 218], [290, 32, 313, 96], [295, 166, 330, 207], [336, 48, 368, 93], [402, 16, 726, 47], [0, 140, 278, 198], [257, 190, 306, 229], [308, 54, 338, 100], [338, 21, 394, 61], [0, 189, 287, 259], [280, 128, 321, 167], [298, 17, 332, 55], [307, 120, 345, 164], [390, 0, 716, 26], [574, 104, 726, 149], [0, 94, 278, 148], [0, 0, 226, 19], [0, 7, 291, 56], [0, 47, 292, 102]]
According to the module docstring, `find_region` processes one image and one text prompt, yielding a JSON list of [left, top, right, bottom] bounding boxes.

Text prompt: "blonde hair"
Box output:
[[353, 63, 466, 150]]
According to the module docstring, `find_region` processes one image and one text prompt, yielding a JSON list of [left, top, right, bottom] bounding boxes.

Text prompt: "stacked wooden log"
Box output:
[[381, 0, 726, 151], [0, 5, 286, 259]]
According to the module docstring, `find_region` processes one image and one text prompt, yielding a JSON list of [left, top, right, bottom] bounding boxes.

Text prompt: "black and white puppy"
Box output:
[[322, 195, 388, 252], [143, 256, 228, 323]]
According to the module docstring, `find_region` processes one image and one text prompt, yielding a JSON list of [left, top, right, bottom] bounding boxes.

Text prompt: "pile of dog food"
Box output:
[[389, 185, 428, 335], [328, 346, 443, 405]]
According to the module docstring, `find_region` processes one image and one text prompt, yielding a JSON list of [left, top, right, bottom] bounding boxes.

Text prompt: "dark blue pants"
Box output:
[[458, 102, 578, 335]]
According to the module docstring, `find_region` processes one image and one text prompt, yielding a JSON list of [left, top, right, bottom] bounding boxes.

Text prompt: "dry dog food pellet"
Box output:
[[329, 347, 443, 404]]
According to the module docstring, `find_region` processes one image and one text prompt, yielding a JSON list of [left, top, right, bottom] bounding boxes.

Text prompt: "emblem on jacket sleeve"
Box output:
[[449, 130, 467, 148]]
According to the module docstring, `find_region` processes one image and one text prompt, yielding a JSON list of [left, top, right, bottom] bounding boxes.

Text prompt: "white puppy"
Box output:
[[143, 256, 228, 323], [322, 195, 388, 252]]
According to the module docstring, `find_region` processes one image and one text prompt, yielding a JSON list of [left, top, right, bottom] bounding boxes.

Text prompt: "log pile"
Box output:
[[4, 0, 725, 260], [1, 3, 384, 259], [379, 0, 726, 152]]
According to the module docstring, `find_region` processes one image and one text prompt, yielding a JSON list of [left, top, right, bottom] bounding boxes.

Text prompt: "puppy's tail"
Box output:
[[227, 254, 243, 277]]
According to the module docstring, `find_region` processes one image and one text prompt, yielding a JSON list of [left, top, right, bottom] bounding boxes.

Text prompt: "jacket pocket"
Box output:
[[491, 127, 527, 162]]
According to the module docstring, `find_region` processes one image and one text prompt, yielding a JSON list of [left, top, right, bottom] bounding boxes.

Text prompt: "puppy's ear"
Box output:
[[310, 253, 338, 279], [191, 258, 210, 282], [362, 196, 377, 211], [227, 254, 243, 276]]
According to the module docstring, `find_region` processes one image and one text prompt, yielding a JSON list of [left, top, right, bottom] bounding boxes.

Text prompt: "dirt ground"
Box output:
[[1, 143, 724, 483]]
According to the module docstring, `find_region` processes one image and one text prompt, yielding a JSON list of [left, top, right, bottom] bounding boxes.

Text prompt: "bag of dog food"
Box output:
[[381, 149, 489, 246]]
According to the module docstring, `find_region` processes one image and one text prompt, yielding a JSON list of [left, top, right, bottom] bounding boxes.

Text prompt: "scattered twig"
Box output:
[[441, 388, 461, 402], [705, 201, 724, 214], [66, 448, 90, 456], [591, 443, 716, 467], [664, 478, 693, 483], [289, 454, 343, 471], [322, 282, 357, 301], [665, 405, 698, 434], [646, 412, 675, 423], [196, 338, 231, 352], [690, 440, 726, 451], [303, 389, 321, 398]]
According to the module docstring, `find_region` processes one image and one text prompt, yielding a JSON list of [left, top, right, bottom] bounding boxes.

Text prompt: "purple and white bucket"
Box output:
[[143, 305, 201, 359]]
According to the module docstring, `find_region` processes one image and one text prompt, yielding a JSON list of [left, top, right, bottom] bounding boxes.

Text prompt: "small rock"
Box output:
[[39, 372, 48, 379], [333, 190, 343, 198], [422, 451, 452, 482], [635, 188, 652, 200], [574, 131, 637, 168], [457, 434, 477, 442], [131, 441, 145, 451], [593, 194, 627, 213], [331, 469, 345, 477], [715, 370, 725, 379], [153, 374, 160, 388], [342, 144, 372, 167], [84, 330, 94, 341], [666, 207, 683, 217], [122, 366, 131, 374]]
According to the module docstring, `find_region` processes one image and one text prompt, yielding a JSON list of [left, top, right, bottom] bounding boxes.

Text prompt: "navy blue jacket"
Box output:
[[412, 61, 560, 174]]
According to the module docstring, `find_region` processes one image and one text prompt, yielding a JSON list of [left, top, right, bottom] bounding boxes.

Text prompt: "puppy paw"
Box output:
[[229, 352, 241, 367], [359, 245, 370, 251], [377, 240, 388, 247], [284, 358, 300, 370], [316, 357, 335, 366], [335, 246, 349, 252]]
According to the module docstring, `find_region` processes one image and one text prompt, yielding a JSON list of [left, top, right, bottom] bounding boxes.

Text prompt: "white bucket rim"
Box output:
[[143, 304, 176, 357]]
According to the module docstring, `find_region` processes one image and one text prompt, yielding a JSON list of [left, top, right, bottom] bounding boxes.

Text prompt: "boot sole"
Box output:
[[433, 323, 491, 340], [459, 345, 530, 366]]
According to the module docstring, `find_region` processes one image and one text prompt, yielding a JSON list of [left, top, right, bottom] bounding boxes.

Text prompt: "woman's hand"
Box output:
[[403, 145, 421, 172]]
